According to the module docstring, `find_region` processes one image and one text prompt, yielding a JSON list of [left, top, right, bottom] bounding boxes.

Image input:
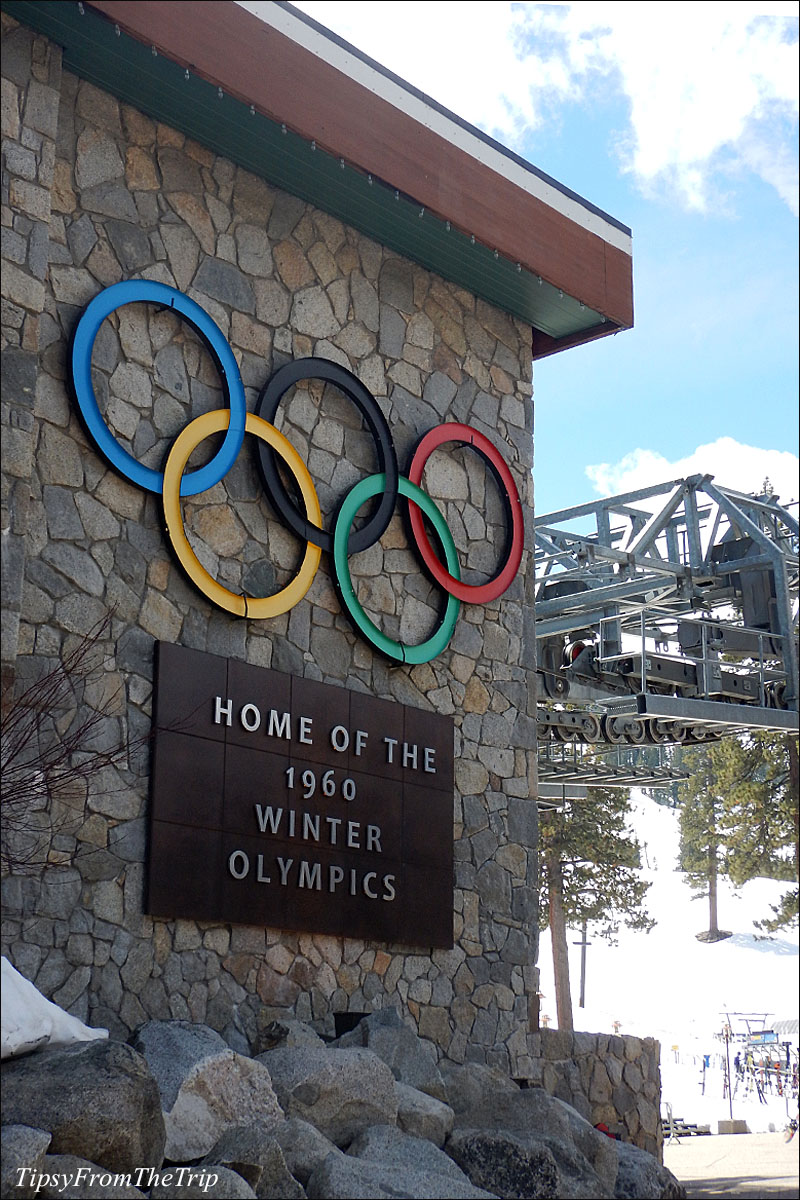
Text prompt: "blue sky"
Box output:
[[245, 2, 799, 515]]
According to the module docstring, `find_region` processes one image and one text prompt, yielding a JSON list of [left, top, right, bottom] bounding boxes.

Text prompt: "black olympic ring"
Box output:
[[69, 281, 523, 664], [255, 357, 399, 554]]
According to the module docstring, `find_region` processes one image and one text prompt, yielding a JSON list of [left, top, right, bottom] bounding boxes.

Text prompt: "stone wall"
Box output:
[[526, 1029, 662, 1159], [1, 14, 540, 1076], [1, 12, 61, 671]]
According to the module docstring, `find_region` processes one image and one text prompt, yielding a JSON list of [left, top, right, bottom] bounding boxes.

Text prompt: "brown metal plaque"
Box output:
[[154, 642, 227, 741], [150, 730, 225, 830], [148, 822, 223, 921], [147, 644, 454, 948], [226, 660, 291, 751]]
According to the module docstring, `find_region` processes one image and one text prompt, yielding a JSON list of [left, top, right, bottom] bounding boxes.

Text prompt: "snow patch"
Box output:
[[1, 957, 108, 1059]]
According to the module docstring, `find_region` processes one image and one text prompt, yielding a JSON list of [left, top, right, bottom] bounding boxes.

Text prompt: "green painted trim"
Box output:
[[3, 0, 615, 342]]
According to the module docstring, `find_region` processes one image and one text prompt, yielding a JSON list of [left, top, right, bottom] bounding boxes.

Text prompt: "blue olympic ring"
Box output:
[[69, 280, 247, 496], [68, 282, 523, 663]]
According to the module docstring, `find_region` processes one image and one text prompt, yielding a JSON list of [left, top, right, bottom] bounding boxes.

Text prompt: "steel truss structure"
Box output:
[[537, 740, 690, 810], [533, 474, 799, 797]]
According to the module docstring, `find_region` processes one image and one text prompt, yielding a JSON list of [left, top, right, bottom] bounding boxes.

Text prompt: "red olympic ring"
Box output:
[[67, 275, 525, 654], [406, 422, 524, 604]]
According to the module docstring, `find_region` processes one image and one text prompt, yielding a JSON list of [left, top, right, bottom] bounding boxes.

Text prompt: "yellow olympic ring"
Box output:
[[162, 410, 322, 618]]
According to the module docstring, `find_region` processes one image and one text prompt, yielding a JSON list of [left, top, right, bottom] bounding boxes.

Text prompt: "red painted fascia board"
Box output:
[[87, 0, 632, 329]]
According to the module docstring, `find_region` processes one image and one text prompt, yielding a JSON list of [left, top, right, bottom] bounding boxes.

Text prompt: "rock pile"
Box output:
[[1, 1008, 686, 1199]]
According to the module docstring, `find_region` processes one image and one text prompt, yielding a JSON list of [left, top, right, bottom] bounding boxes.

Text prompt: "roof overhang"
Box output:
[[3, 0, 633, 357]]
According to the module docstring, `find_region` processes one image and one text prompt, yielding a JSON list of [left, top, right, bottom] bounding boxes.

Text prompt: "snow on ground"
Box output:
[[536, 793, 799, 1132], [1, 956, 108, 1059]]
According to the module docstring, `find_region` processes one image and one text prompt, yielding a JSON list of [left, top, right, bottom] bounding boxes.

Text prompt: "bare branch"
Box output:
[[1, 616, 149, 875]]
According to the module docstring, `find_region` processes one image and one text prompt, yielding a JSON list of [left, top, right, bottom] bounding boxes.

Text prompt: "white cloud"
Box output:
[[585, 437, 799, 504], [243, 1, 552, 139], [536, 4, 800, 214], [267, 1, 799, 214]]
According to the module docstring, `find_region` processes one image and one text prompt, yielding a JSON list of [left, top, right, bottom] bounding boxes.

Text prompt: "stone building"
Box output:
[[1, 0, 655, 1150]]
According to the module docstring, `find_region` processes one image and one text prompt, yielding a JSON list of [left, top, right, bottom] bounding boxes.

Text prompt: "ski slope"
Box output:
[[536, 794, 799, 1132]]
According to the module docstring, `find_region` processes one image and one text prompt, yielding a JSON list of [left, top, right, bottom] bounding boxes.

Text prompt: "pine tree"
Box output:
[[678, 734, 799, 935], [539, 786, 654, 1030], [717, 734, 796, 883], [719, 733, 798, 931], [678, 746, 729, 941]]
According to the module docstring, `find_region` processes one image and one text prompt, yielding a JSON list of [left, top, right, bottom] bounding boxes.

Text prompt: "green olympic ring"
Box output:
[[333, 474, 461, 664], [68, 284, 523, 665]]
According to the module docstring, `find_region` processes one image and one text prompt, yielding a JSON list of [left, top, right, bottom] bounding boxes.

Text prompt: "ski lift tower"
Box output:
[[534, 478, 799, 804]]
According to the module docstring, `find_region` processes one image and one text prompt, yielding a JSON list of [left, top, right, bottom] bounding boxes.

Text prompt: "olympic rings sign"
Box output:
[[69, 281, 523, 664]]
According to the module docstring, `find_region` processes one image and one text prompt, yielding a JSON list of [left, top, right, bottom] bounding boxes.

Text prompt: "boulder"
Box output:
[[0, 1040, 165, 1172], [348, 1123, 476, 1184], [201, 1125, 305, 1199], [1, 958, 108, 1059], [450, 1088, 618, 1200], [131, 1020, 283, 1161], [550, 1095, 619, 1195], [150, 1166, 257, 1198], [614, 1141, 687, 1199], [440, 1061, 521, 1115], [256, 1019, 325, 1052], [272, 1118, 340, 1185], [447, 1129, 559, 1199], [333, 1008, 447, 1101], [395, 1081, 454, 1146], [1, 1126, 52, 1199], [307, 1147, 498, 1199], [35, 1155, 146, 1198], [257, 1045, 397, 1147]]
